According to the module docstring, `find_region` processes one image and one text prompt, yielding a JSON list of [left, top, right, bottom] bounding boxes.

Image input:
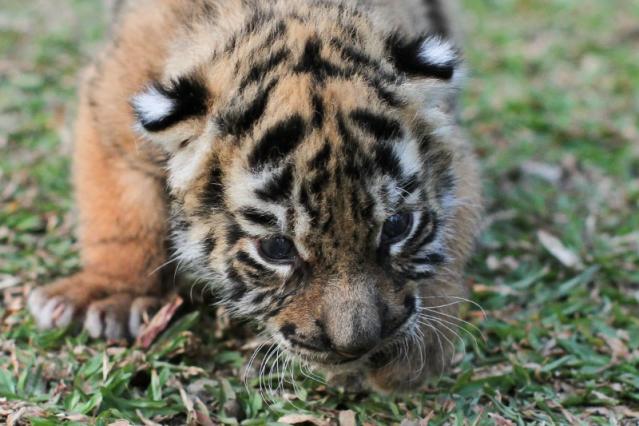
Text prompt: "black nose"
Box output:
[[325, 302, 382, 359]]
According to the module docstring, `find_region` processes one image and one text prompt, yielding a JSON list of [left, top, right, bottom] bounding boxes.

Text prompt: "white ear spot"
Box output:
[[132, 85, 175, 124], [418, 37, 457, 66]]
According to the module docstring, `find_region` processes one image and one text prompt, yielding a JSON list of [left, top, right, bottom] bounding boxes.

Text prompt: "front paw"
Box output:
[[28, 273, 164, 340]]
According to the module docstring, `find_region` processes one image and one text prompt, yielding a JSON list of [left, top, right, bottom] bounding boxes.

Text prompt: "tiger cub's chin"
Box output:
[[29, 0, 481, 393]]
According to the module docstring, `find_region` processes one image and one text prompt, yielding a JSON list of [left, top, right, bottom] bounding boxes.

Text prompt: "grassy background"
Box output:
[[1, 0, 638, 424]]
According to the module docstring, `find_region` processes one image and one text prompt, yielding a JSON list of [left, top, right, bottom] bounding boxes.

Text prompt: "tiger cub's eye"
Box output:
[[258, 236, 297, 263], [381, 212, 413, 244]]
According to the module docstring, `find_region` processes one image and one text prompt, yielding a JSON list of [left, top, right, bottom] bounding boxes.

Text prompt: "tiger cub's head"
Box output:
[[132, 2, 480, 391]]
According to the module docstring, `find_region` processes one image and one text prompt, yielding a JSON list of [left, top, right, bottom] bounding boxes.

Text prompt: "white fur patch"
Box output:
[[393, 139, 422, 178], [168, 133, 214, 191], [132, 85, 174, 123], [418, 37, 456, 66]]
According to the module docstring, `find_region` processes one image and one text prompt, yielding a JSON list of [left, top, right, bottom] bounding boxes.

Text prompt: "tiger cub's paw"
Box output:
[[28, 273, 164, 340]]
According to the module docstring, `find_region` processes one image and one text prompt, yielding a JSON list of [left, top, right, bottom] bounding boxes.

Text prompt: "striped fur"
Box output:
[[30, 0, 481, 393]]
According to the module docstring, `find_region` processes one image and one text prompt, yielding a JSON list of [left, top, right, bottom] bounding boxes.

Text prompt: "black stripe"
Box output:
[[261, 20, 287, 51], [387, 34, 455, 80], [308, 141, 331, 171], [374, 144, 402, 178], [337, 113, 356, 145], [311, 93, 325, 128], [411, 214, 439, 250], [412, 253, 445, 265], [360, 194, 375, 221], [371, 80, 405, 108], [280, 322, 297, 338], [226, 266, 247, 300], [264, 304, 284, 319], [202, 163, 224, 208], [406, 270, 435, 280], [309, 171, 330, 195], [236, 251, 268, 273], [218, 79, 278, 137], [251, 290, 270, 305], [248, 114, 306, 169], [350, 189, 360, 217], [419, 132, 435, 151], [298, 185, 319, 223], [403, 210, 431, 249], [135, 75, 210, 132], [350, 109, 402, 140], [431, 150, 455, 200], [255, 164, 294, 203], [293, 37, 344, 80], [203, 234, 216, 254], [436, 169, 456, 201], [238, 48, 290, 91], [239, 207, 279, 227], [330, 38, 396, 82], [226, 222, 246, 246]]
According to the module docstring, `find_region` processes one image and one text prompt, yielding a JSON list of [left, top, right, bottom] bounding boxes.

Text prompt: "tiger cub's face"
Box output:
[[133, 6, 475, 388]]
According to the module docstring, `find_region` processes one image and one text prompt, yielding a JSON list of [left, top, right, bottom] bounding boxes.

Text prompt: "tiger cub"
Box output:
[[28, 0, 481, 392]]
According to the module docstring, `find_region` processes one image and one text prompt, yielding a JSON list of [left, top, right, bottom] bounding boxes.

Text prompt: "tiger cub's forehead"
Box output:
[[194, 10, 424, 222]]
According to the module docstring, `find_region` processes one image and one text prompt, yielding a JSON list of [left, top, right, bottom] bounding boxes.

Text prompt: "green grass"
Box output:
[[1, 0, 638, 424]]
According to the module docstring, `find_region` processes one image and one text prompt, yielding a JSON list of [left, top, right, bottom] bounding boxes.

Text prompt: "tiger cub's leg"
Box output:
[[28, 93, 169, 339]]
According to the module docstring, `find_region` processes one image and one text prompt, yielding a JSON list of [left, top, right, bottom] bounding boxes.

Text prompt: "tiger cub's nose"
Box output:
[[325, 301, 382, 359]]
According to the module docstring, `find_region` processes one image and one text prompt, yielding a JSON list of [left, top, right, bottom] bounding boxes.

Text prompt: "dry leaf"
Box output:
[[520, 161, 561, 183], [135, 295, 183, 349], [194, 398, 216, 426], [615, 406, 639, 418], [7, 406, 43, 426], [537, 230, 582, 268], [278, 413, 329, 426], [136, 409, 162, 426], [600, 334, 629, 362], [487, 413, 515, 426], [420, 412, 434, 426], [339, 410, 356, 426]]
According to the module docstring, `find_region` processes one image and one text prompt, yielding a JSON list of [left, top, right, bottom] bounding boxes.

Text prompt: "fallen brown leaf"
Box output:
[[537, 230, 582, 269], [278, 413, 329, 426], [487, 413, 515, 426], [338, 410, 356, 426], [135, 295, 183, 349]]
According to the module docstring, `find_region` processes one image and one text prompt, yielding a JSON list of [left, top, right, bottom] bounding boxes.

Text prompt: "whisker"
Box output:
[[419, 315, 468, 362], [421, 311, 482, 351], [419, 319, 448, 378], [243, 339, 270, 394], [420, 307, 487, 343], [147, 254, 179, 277], [416, 295, 487, 319]]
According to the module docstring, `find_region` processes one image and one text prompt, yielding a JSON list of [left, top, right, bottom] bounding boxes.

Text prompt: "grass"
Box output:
[[1, 0, 638, 424]]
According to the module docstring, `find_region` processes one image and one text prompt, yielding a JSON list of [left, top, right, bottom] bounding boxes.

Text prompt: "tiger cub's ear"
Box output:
[[387, 33, 461, 82], [131, 74, 211, 152]]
